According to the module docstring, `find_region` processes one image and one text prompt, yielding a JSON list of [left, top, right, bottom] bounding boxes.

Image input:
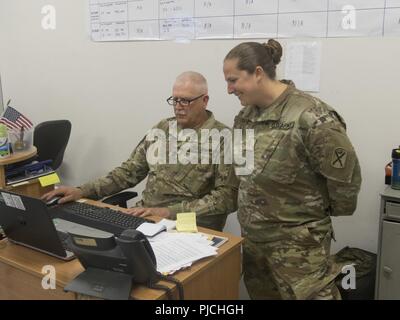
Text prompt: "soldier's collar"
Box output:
[[170, 110, 215, 137], [241, 81, 295, 122], [196, 110, 215, 130]]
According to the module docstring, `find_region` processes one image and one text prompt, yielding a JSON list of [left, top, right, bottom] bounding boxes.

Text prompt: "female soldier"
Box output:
[[223, 40, 361, 299]]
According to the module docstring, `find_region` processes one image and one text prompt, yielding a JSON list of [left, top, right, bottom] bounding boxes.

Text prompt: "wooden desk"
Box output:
[[0, 147, 54, 198], [0, 200, 243, 300]]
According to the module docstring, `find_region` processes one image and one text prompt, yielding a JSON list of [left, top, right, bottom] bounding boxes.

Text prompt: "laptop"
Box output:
[[0, 190, 112, 261]]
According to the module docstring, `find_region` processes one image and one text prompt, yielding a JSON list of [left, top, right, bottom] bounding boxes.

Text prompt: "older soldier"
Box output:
[[223, 40, 361, 299], [42, 71, 238, 231]]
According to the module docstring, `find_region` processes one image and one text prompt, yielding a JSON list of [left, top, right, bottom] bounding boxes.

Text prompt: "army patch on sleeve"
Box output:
[[331, 148, 348, 169]]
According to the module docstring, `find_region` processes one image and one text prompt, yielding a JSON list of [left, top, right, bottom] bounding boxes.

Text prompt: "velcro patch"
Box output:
[[331, 148, 347, 169]]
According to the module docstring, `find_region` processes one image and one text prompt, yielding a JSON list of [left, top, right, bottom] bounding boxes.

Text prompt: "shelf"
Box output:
[[0, 147, 37, 166]]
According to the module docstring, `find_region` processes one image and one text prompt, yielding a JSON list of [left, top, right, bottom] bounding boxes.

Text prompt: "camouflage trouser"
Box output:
[[242, 225, 343, 300]]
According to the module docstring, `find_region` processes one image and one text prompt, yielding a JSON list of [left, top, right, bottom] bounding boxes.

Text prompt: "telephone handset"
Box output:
[[116, 229, 158, 283]]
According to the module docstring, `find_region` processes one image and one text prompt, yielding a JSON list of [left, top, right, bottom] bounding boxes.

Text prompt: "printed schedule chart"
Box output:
[[89, 0, 400, 41]]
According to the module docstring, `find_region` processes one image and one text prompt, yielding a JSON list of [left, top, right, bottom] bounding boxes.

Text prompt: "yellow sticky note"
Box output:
[[39, 173, 60, 187], [176, 212, 198, 233]]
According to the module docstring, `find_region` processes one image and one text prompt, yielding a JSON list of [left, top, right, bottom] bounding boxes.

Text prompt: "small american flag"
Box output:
[[0, 106, 33, 130]]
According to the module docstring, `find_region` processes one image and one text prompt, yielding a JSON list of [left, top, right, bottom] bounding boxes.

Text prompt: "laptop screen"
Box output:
[[0, 190, 70, 259]]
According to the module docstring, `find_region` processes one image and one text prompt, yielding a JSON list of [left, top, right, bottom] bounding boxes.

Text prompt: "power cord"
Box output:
[[147, 282, 173, 300], [147, 273, 184, 300], [161, 274, 184, 300]]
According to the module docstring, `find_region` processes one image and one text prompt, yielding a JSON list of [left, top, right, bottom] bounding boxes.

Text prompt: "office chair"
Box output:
[[33, 120, 72, 170], [34, 120, 136, 208]]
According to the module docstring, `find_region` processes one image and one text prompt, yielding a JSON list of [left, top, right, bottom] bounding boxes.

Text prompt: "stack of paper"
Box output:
[[149, 232, 218, 274], [136, 222, 166, 237], [156, 218, 176, 231], [136, 219, 176, 237]]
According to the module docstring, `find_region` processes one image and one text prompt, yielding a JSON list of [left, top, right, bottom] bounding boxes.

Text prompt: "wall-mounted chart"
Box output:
[[89, 0, 400, 41]]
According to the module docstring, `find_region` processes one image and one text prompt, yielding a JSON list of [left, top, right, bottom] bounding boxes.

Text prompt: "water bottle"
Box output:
[[391, 146, 400, 190]]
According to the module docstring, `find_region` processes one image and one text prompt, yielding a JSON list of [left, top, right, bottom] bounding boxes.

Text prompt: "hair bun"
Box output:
[[263, 39, 282, 65]]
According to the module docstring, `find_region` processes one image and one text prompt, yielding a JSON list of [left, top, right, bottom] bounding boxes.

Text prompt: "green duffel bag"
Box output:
[[334, 246, 377, 300]]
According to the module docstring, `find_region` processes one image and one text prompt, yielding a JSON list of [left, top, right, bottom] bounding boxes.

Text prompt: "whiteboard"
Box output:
[[89, 0, 400, 41]]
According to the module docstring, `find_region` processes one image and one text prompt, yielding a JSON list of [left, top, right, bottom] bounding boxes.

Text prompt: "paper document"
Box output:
[[149, 232, 218, 274], [284, 41, 322, 92], [39, 173, 60, 187], [176, 212, 197, 232], [136, 222, 166, 237], [156, 218, 176, 231]]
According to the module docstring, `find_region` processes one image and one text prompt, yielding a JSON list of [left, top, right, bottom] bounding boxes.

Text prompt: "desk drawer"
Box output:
[[386, 201, 400, 219]]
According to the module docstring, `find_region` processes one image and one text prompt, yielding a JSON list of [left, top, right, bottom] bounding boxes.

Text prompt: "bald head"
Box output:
[[172, 71, 210, 129], [173, 71, 208, 95]]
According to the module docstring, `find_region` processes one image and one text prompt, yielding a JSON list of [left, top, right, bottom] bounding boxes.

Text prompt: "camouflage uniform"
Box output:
[[79, 111, 238, 231], [234, 82, 362, 299]]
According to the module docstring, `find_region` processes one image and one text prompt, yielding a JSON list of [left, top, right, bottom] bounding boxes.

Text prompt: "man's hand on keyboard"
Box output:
[[41, 186, 83, 204], [126, 207, 171, 218]]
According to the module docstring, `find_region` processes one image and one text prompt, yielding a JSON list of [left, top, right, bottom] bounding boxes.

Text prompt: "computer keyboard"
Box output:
[[57, 202, 153, 235]]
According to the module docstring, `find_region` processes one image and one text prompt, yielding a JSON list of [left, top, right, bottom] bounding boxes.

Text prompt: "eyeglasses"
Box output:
[[166, 94, 205, 107]]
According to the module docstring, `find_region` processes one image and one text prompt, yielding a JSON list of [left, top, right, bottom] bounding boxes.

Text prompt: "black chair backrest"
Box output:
[[33, 120, 71, 170]]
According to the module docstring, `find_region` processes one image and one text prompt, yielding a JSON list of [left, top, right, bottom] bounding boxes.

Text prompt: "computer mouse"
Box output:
[[46, 196, 62, 206]]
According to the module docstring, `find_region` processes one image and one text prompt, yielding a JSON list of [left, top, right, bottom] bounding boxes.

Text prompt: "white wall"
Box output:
[[1, 0, 400, 298]]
